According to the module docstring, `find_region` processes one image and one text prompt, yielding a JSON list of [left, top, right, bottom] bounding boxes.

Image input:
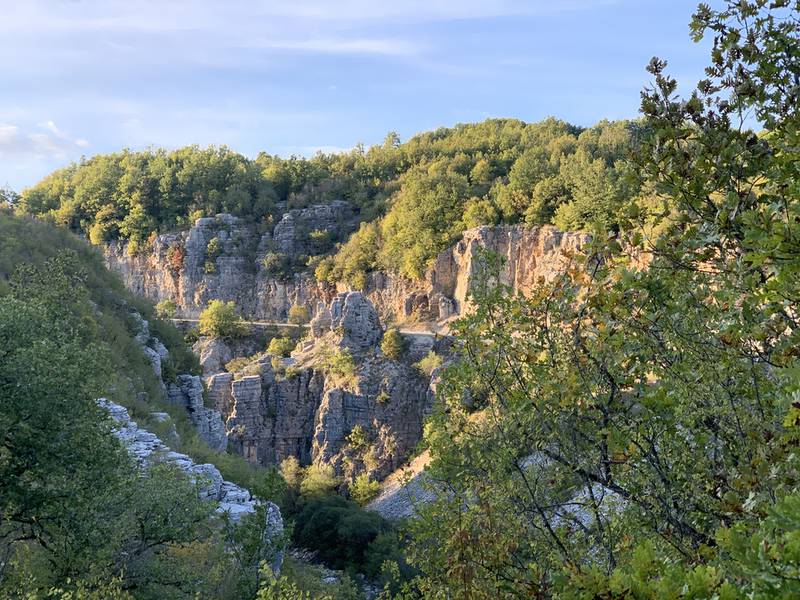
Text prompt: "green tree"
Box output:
[[350, 473, 381, 506], [404, 1, 800, 596], [267, 335, 295, 357], [380, 328, 405, 360], [299, 464, 338, 500], [198, 300, 248, 339], [288, 303, 310, 325]]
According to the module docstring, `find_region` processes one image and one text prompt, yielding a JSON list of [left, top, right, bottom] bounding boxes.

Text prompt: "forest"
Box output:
[[2, 0, 800, 598], [16, 117, 642, 283]]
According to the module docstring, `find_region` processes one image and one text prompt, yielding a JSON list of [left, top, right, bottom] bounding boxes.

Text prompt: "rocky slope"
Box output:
[[104, 206, 589, 327], [100, 399, 284, 571], [203, 291, 440, 483]]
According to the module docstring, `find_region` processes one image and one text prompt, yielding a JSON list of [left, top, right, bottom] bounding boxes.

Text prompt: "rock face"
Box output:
[[329, 291, 382, 353], [207, 292, 434, 481], [272, 200, 354, 256], [104, 217, 588, 327], [104, 211, 337, 321], [167, 374, 228, 452], [361, 225, 590, 323], [100, 399, 284, 571]]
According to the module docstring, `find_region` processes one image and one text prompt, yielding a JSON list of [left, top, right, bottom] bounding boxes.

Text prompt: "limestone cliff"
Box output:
[[204, 292, 437, 482], [104, 206, 588, 328], [104, 208, 344, 321]]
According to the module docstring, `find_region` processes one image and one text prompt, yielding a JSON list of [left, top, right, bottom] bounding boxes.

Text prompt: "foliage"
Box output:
[[155, 298, 177, 318], [262, 251, 294, 279], [292, 495, 392, 572], [288, 303, 311, 325], [380, 328, 405, 360], [403, 1, 800, 597], [20, 118, 642, 284], [225, 356, 252, 374], [350, 473, 381, 506], [197, 299, 248, 338], [413, 351, 442, 377], [268, 335, 296, 357], [300, 464, 338, 501], [320, 345, 359, 388]]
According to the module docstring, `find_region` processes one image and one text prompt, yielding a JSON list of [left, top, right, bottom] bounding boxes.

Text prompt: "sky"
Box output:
[[0, 0, 711, 191]]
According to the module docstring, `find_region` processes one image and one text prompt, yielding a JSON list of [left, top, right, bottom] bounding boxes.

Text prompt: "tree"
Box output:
[[350, 473, 381, 506], [155, 298, 177, 318], [380, 328, 405, 360], [299, 464, 338, 500], [288, 303, 310, 325], [267, 335, 295, 357], [198, 300, 248, 339], [404, 1, 800, 596]]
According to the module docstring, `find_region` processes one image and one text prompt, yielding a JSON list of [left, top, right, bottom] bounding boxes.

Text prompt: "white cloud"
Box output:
[[0, 121, 89, 158]]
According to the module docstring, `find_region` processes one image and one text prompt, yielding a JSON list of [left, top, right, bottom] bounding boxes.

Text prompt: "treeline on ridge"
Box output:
[[16, 118, 645, 282]]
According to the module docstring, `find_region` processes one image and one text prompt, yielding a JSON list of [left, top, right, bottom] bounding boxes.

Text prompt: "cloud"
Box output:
[[0, 121, 89, 158], [241, 37, 420, 57]]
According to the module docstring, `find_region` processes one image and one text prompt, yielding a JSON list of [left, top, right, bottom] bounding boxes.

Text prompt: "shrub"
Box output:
[[380, 328, 405, 360], [307, 229, 332, 254], [155, 299, 177, 319], [262, 252, 292, 279], [414, 350, 442, 376], [299, 464, 338, 500], [267, 336, 295, 357], [346, 425, 368, 451], [197, 300, 248, 339], [204, 238, 222, 273], [321, 347, 358, 388], [376, 390, 390, 404], [292, 495, 391, 571], [225, 357, 250, 374], [350, 473, 380, 506], [288, 303, 310, 325]]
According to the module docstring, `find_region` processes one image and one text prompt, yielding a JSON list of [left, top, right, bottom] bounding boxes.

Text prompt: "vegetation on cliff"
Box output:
[[17, 116, 643, 283], [395, 1, 800, 597], [0, 214, 285, 597]]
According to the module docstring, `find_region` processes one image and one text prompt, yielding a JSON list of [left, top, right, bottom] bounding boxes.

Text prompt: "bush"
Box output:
[[262, 252, 293, 279], [380, 328, 405, 360], [350, 473, 380, 506], [267, 336, 295, 357], [307, 229, 332, 254], [225, 357, 250, 374], [288, 303, 310, 325], [414, 350, 442, 376], [155, 299, 177, 319], [321, 347, 358, 388], [346, 425, 368, 451], [197, 300, 248, 339], [292, 495, 392, 571], [299, 464, 338, 500]]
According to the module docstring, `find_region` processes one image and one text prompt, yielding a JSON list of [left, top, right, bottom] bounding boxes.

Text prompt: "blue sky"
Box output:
[[1, 0, 710, 191]]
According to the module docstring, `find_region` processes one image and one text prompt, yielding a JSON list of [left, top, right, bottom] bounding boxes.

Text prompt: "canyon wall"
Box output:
[[203, 291, 439, 483], [104, 206, 589, 327]]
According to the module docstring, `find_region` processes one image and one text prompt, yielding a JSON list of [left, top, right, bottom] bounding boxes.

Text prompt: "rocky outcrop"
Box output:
[[328, 291, 382, 354], [104, 212, 337, 321], [272, 200, 354, 256], [100, 399, 284, 570], [206, 292, 434, 481], [167, 374, 228, 452], [362, 225, 590, 323], [105, 218, 588, 327]]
